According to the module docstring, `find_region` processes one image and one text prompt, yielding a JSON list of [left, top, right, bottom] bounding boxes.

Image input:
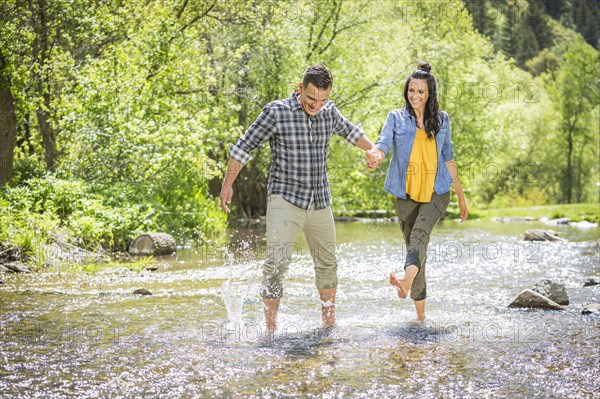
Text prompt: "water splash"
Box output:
[[220, 280, 247, 331]]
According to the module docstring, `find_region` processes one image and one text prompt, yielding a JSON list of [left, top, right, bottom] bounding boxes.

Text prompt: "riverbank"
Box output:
[[2, 202, 598, 272], [469, 203, 599, 223], [332, 203, 599, 224]]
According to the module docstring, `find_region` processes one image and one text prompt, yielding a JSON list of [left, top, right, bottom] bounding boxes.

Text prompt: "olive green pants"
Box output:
[[260, 195, 337, 299], [396, 192, 450, 301]]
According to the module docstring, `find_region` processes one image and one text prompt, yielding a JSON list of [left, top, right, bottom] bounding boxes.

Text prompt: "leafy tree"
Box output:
[[548, 38, 599, 203]]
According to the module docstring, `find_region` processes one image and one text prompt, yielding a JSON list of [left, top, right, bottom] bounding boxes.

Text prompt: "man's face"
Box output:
[[297, 82, 330, 116]]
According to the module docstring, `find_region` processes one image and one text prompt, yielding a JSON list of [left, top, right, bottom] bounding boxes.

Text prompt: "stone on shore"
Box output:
[[532, 279, 569, 305], [581, 304, 600, 315], [583, 277, 600, 287], [1, 261, 31, 273], [508, 289, 565, 310]]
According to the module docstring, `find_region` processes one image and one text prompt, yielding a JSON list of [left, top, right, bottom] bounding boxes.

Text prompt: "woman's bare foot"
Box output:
[[414, 300, 426, 321], [390, 272, 410, 299]]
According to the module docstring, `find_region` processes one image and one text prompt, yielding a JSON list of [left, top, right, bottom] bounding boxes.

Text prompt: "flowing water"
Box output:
[[1, 219, 599, 398]]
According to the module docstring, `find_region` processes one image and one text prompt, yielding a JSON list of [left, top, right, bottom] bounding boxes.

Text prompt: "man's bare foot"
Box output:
[[321, 305, 336, 327], [390, 272, 410, 299], [263, 298, 280, 335], [265, 323, 277, 335], [318, 288, 337, 327]]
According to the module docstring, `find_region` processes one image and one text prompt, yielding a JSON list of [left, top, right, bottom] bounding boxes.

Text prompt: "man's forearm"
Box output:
[[356, 135, 376, 151], [223, 158, 244, 186]]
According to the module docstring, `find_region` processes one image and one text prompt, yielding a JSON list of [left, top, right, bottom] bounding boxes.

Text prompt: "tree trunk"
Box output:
[[37, 101, 55, 170], [31, 0, 56, 171], [564, 127, 573, 203], [0, 54, 17, 185], [129, 233, 177, 256]]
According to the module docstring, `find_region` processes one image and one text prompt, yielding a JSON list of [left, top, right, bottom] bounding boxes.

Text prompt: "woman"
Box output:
[[367, 62, 468, 321]]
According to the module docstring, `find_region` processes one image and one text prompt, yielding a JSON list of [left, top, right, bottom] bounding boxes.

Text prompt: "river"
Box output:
[[1, 219, 599, 398]]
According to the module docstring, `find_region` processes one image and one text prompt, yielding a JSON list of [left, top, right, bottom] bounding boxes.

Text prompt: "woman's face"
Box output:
[[407, 79, 429, 113]]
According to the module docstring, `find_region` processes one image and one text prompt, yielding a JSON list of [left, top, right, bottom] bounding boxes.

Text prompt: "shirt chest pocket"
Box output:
[[393, 123, 407, 145]]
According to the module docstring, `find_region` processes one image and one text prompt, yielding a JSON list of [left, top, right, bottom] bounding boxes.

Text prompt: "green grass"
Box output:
[[470, 203, 600, 223]]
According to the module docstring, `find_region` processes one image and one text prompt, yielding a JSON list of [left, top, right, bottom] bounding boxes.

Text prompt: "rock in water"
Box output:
[[129, 233, 176, 256], [523, 229, 566, 242], [133, 288, 152, 296], [581, 304, 600, 315], [508, 289, 565, 310], [532, 279, 569, 305], [583, 277, 599, 287]]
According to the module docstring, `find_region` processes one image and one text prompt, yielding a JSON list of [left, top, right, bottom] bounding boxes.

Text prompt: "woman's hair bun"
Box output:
[[417, 62, 432, 73]]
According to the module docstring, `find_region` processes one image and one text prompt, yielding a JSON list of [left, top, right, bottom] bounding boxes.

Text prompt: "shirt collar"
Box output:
[[290, 91, 303, 112]]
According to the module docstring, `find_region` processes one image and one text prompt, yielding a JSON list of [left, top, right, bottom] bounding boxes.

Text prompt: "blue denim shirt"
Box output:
[[375, 108, 455, 200]]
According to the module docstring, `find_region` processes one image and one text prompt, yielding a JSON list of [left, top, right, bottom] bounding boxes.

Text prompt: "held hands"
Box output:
[[366, 147, 384, 169]]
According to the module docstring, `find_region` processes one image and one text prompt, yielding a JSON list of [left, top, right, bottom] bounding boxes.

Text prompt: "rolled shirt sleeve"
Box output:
[[331, 105, 364, 145], [229, 106, 277, 165], [441, 112, 455, 163], [375, 111, 396, 157]]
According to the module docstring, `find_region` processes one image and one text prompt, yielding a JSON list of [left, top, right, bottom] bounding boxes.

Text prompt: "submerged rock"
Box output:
[[523, 229, 566, 242], [491, 216, 536, 223], [545, 217, 571, 225], [41, 288, 63, 295], [532, 279, 569, 305], [133, 288, 152, 296], [583, 277, 600, 287], [508, 289, 565, 310], [581, 304, 600, 315]]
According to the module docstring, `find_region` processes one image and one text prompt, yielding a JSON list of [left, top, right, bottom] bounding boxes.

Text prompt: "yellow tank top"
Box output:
[[406, 128, 438, 202]]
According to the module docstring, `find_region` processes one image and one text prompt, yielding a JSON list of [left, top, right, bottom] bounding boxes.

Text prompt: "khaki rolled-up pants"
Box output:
[[260, 195, 337, 299], [396, 192, 450, 301]]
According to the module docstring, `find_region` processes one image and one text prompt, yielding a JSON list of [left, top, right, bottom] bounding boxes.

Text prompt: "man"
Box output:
[[220, 64, 377, 333]]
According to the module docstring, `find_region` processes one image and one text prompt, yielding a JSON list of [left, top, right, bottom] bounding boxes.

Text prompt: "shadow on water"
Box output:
[[386, 321, 458, 344], [256, 325, 342, 358]]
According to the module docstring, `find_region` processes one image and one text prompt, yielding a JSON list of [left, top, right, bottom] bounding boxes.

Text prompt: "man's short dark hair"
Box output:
[[302, 64, 333, 90]]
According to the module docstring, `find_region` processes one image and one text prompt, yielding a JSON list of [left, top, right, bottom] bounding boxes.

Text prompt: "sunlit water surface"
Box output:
[[1, 220, 599, 398]]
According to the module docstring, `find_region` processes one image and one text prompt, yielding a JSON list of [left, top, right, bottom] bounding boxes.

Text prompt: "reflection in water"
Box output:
[[0, 220, 599, 398]]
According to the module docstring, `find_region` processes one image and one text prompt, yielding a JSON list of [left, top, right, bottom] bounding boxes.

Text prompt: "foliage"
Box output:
[[0, 0, 598, 268], [0, 176, 157, 269]]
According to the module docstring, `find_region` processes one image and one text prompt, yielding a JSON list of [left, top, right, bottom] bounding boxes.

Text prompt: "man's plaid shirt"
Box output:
[[229, 92, 364, 210]]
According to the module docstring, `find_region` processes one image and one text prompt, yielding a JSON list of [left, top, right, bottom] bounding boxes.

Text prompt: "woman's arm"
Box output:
[[445, 159, 468, 221], [366, 111, 396, 169]]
